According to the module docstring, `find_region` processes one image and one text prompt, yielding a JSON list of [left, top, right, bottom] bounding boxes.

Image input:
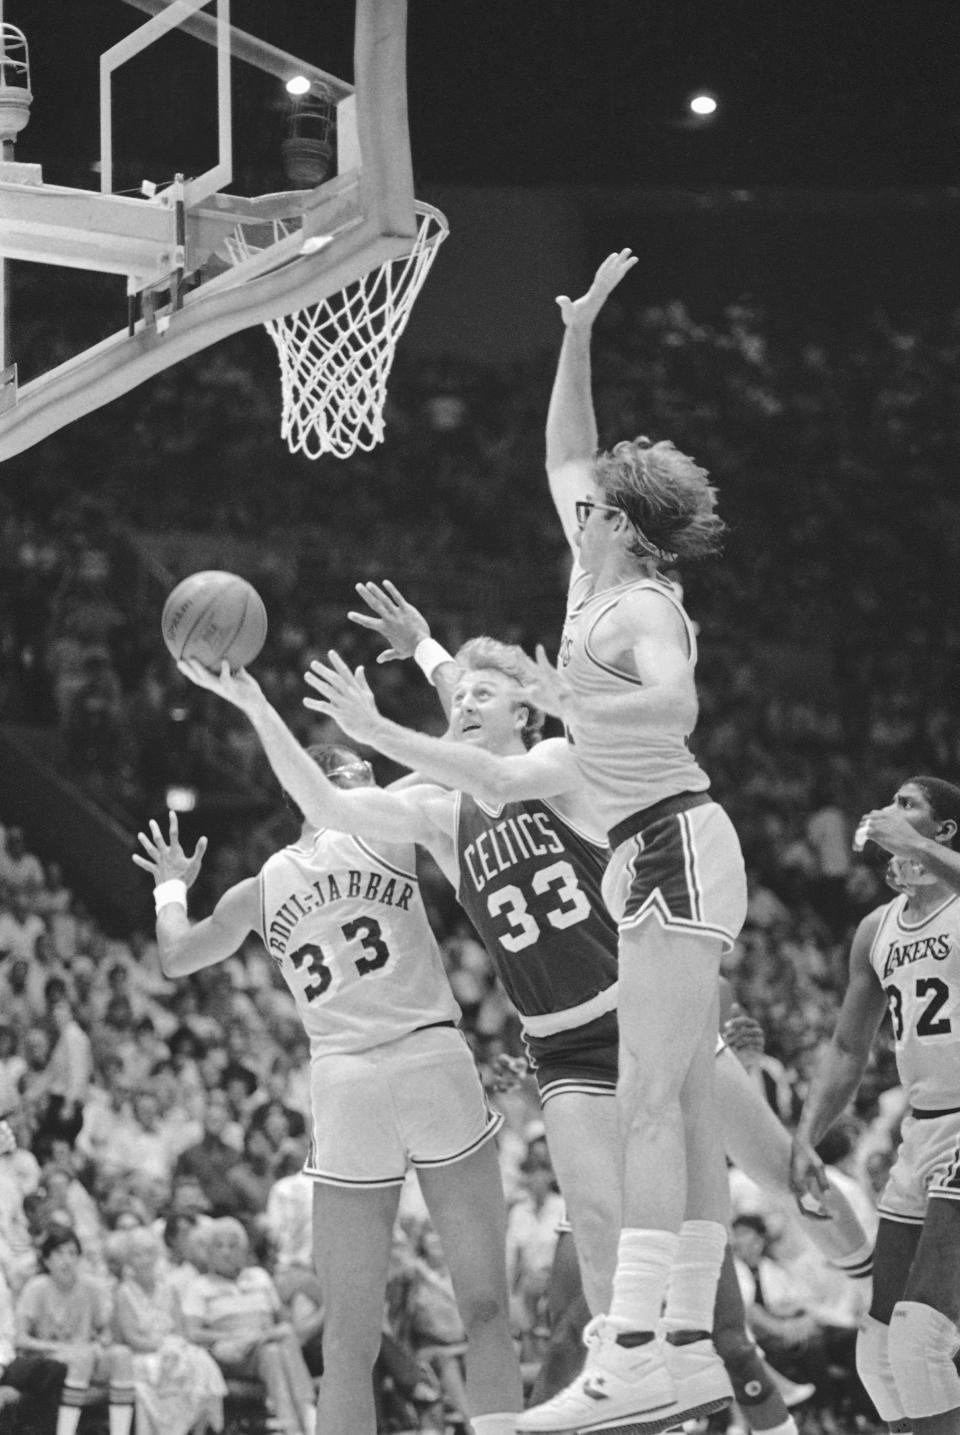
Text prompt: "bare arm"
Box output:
[[132, 811, 252, 977], [858, 807, 960, 892], [546, 249, 638, 549], [175, 659, 447, 849], [791, 909, 888, 1193], [347, 579, 459, 720], [303, 654, 580, 803]]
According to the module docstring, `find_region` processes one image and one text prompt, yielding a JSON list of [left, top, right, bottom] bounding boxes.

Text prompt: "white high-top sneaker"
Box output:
[[516, 1317, 680, 1434], [660, 1335, 734, 1425]]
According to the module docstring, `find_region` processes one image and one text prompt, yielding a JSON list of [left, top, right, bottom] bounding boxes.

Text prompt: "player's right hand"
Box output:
[[348, 579, 431, 664], [177, 657, 265, 712], [556, 248, 638, 329]]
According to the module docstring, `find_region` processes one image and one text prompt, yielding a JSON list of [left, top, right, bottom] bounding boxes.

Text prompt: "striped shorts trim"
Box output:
[[537, 1075, 617, 1107], [602, 801, 746, 953]]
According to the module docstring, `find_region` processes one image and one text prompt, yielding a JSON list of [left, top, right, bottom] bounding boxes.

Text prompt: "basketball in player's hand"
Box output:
[[162, 570, 268, 671]]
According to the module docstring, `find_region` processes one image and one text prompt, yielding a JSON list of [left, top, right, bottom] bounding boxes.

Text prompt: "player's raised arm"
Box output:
[[132, 811, 254, 978], [790, 906, 889, 1199], [304, 651, 580, 804], [546, 248, 638, 550], [347, 579, 460, 717], [176, 659, 438, 848]]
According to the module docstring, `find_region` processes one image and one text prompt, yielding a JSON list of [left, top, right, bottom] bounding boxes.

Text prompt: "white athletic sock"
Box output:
[[108, 1403, 134, 1435], [661, 1219, 728, 1338], [56, 1407, 82, 1435], [470, 1413, 517, 1435], [608, 1227, 679, 1335]]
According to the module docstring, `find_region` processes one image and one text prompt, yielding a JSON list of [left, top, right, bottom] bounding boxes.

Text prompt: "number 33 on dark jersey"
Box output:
[[454, 792, 619, 1037]]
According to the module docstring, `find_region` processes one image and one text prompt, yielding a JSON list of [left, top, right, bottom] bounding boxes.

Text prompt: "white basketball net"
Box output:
[[224, 202, 448, 460]]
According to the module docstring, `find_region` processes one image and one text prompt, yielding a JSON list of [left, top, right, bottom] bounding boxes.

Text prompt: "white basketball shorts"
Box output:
[[303, 1023, 503, 1189], [878, 1106, 960, 1224]]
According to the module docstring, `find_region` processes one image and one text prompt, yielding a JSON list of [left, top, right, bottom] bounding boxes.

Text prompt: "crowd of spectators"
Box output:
[[1, 278, 958, 1430]]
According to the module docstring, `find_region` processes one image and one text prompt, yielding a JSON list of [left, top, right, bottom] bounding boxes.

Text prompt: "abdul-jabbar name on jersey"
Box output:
[[454, 791, 619, 1036], [868, 891, 960, 1110], [557, 563, 710, 834], [259, 828, 460, 1057]]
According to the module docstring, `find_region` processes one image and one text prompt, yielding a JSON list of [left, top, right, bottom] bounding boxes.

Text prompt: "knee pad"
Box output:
[[856, 1316, 906, 1424], [888, 1300, 960, 1420]]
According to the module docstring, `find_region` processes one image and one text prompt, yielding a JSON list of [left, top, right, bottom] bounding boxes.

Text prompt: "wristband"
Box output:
[[413, 638, 454, 683], [154, 878, 188, 914]]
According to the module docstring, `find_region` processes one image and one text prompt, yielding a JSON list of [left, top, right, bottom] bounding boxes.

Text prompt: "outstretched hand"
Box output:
[[132, 810, 208, 889], [721, 1004, 765, 1069], [304, 651, 383, 744], [347, 580, 430, 664], [177, 658, 265, 713], [556, 248, 638, 331], [520, 645, 576, 722]]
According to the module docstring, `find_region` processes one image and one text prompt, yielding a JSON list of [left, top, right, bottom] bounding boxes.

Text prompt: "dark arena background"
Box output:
[[0, 1, 958, 1431]]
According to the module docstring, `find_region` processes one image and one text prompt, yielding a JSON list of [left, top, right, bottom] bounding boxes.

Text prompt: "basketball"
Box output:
[[161, 571, 268, 671]]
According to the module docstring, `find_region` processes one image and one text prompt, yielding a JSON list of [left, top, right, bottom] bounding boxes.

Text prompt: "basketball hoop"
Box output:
[[224, 201, 448, 460]]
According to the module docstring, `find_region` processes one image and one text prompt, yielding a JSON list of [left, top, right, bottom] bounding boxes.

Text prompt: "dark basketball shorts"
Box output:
[[523, 1009, 619, 1106], [603, 800, 747, 952]]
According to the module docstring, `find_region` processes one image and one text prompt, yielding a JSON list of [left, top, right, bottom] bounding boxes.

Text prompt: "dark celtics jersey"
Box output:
[[454, 792, 619, 1036]]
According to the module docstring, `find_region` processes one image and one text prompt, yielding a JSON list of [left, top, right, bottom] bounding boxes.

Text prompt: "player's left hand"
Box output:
[[347, 579, 431, 664], [520, 645, 576, 722], [789, 1132, 830, 1211], [721, 1004, 765, 1068], [177, 658, 265, 713], [132, 811, 208, 889], [303, 651, 382, 743]]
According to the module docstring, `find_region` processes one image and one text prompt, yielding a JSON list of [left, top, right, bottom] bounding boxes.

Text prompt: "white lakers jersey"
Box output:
[[258, 829, 460, 1057], [868, 891, 960, 1110], [557, 563, 710, 833]]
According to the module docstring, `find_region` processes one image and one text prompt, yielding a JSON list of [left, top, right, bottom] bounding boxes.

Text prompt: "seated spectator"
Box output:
[[224, 1126, 278, 1218], [0, 889, 46, 966], [504, 1137, 565, 1362], [34, 981, 92, 1151], [162, 1212, 207, 1304], [181, 1217, 316, 1435], [250, 1055, 307, 1140], [0, 1028, 24, 1124], [405, 1223, 469, 1427], [112, 1225, 226, 1435], [75, 1057, 135, 1182], [0, 828, 45, 901], [173, 1091, 241, 1218], [32, 1137, 104, 1274], [0, 1260, 66, 1435], [730, 1213, 864, 1429], [15, 1225, 135, 1435], [0, 1120, 36, 1293], [0, 959, 38, 1034]]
